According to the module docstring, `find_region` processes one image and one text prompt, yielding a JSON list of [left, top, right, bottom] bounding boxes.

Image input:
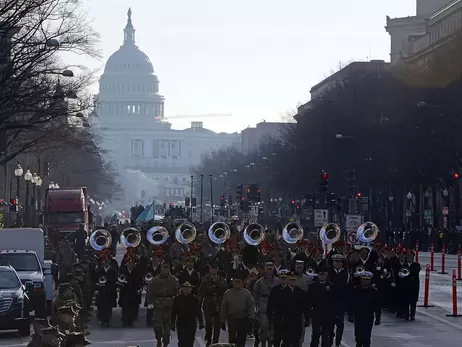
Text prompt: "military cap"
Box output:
[[359, 271, 374, 280], [65, 331, 91, 345], [331, 253, 344, 261], [58, 304, 78, 315], [286, 272, 297, 280], [277, 269, 290, 278], [256, 262, 265, 269], [181, 281, 193, 287], [264, 261, 274, 267], [209, 262, 219, 269], [58, 282, 70, 289], [295, 260, 304, 265], [316, 264, 328, 274]]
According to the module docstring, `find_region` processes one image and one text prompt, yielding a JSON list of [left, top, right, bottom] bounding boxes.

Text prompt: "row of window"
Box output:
[[430, 8, 462, 44], [100, 82, 159, 94], [131, 139, 192, 159], [101, 102, 164, 118]]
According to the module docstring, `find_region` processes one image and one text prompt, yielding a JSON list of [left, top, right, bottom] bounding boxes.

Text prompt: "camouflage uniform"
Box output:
[[146, 274, 180, 346], [198, 274, 228, 345], [253, 276, 281, 345]]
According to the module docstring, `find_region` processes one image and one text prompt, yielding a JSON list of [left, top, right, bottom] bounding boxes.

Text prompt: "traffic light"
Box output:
[[328, 192, 337, 205], [191, 197, 197, 207], [185, 197, 190, 207], [320, 171, 328, 192], [10, 198, 18, 212], [346, 169, 357, 195], [454, 172, 460, 179], [236, 184, 243, 202], [247, 184, 261, 202], [256, 185, 261, 202], [220, 195, 225, 208]]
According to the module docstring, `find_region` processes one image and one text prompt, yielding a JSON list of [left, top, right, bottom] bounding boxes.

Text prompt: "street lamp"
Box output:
[[14, 163, 23, 178], [49, 181, 55, 189], [54, 183, 59, 189], [24, 170, 32, 226], [406, 192, 413, 200], [388, 196, 394, 202], [424, 191, 431, 198], [45, 38, 60, 48]]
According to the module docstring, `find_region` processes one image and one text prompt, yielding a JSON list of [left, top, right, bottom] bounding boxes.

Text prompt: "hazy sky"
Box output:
[[76, 0, 416, 133]]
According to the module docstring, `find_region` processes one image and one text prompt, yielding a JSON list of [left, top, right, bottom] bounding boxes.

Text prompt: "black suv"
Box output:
[[0, 265, 32, 336]]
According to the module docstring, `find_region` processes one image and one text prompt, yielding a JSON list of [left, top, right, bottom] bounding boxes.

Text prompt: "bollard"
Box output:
[[438, 244, 448, 274], [415, 240, 419, 263], [430, 241, 436, 271], [458, 246, 462, 281], [446, 269, 462, 317], [418, 264, 434, 308]]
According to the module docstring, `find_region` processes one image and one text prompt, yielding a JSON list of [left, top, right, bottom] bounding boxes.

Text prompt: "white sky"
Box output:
[[74, 0, 416, 133]]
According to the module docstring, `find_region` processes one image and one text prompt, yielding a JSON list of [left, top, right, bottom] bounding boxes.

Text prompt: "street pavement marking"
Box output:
[[196, 336, 206, 347], [341, 341, 353, 347], [417, 308, 462, 331]]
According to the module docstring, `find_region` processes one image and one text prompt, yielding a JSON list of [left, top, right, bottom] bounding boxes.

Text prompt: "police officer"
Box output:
[[349, 271, 381, 347], [146, 262, 180, 347], [198, 263, 228, 347], [171, 282, 204, 347]]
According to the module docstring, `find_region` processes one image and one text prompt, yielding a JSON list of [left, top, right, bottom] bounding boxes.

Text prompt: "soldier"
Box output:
[[349, 271, 381, 347], [146, 262, 180, 347], [64, 331, 91, 347], [118, 258, 143, 326], [253, 261, 281, 347], [95, 254, 118, 327], [56, 241, 77, 281], [51, 283, 78, 325], [220, 275, 255, 347], [56, 305, 79, 333], [171, 282, 204, 347], [177, 255, 201, 294], [38, 326, 66, 347], [402, 250, 421, 320], [198, 263, 228, 347]]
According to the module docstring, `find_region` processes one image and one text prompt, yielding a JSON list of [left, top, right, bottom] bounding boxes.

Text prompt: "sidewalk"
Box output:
[[416, 252, 462, 326]]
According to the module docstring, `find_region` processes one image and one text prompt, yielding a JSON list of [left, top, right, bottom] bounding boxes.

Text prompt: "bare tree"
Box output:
[[0, 0, 100, 163]]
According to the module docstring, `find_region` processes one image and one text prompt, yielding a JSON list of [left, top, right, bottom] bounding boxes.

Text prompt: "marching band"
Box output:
[[41, 218, 420, 347]]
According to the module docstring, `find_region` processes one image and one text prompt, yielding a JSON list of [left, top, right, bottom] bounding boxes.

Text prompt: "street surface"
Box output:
[[1, 248, 462, 346]]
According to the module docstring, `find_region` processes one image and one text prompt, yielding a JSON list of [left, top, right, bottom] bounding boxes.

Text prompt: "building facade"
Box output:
[[91, 9, 240, 204], [241, 121, 287, 154]]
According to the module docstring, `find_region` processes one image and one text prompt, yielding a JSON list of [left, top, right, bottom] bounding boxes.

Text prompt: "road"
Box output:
[[1, 248, 462, 346]]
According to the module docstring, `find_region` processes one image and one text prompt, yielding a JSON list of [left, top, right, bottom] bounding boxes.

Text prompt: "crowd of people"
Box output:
[[33, 219, 421, 347]]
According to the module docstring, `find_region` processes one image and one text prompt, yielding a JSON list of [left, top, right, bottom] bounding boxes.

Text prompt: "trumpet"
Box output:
[[90, 229, 112, 251], [175, 222, 197, 244], [381, 269, 392, 279], [144, 272, 154, 283], [98, 275, 107, 285], [282, 222, 304, 244], [319, 223, 341, 244], [357, 221, 379, 243], [243, 223, 265, 246], [398, 267, 410, 278], [120, 227, 142, 248], [355, 265, 365, 274], [118, 274, 127, 283], [146, 226, 170, 245], [208, 222, 231, 244]]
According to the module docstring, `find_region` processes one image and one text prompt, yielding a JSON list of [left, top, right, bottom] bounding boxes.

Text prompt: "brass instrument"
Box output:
[[120, 227, 142, 248], [208, 222, 231, 244], [398, 267, 410, 278], [89, 229, 112, 251], [243, 223, 265, 245], [144, 272, 154, 283], [118, 274, 127, 283], [98, 275, 107, 285], [319, 223, 341, 244], [146, 226, 170, 245], [381, 269, 392, 279], [282, 222, 304, 244], [355, 265, 365, 274], [357, 221, 379, 243], [175, 222, 197, 244], [306, 267, 315, 275]]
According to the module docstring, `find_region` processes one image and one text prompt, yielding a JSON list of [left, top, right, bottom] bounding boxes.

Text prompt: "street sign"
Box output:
[[348, 231, 358, 244], [346, 215, 363, 232], [314, 209, 328, 227], [442, 207, 449, 215]]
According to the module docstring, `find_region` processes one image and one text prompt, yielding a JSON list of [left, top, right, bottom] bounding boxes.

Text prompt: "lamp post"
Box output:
[[35, 176, 42, 227], [14, 163, 23, 226], [209, 174, 214, 223], [200, 175, 204, 223], [31, 173, 37, 226], [406, 192, 413, 233], [190, 175, 194, 221], [24, 169, 32, 226]]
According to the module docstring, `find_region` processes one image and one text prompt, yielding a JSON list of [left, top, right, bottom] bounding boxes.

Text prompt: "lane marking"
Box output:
[[196, 336, 206, 347], [341, 341, 353, 347], [417, 308, 462, 331]]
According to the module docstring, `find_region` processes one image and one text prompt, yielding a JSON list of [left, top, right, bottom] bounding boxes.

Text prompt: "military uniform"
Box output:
[[198, 268, 228, 346], [146, 263, 180, 347]]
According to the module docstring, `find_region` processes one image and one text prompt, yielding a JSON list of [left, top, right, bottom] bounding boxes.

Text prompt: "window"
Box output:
[[46, 212, 84, 224], [0, 271, 21, 289], [0, 253, 41, 272], [132, 139, 143, 157]]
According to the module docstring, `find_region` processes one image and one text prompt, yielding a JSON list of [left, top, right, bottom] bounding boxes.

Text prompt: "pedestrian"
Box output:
[[171, 282, 204, 347]]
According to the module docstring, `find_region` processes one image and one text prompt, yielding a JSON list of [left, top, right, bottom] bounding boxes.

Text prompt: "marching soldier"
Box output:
[[146, 262, 180, 347], [198, 263, 228, 347], [95, 254, 118, 327], [267, 269, 290, 347], [118, 258, 143, 326], [294, 260, 311, 346], [307, 264, 337, 347], [145, 249, 164, 326], [51, 283, 78, 325], [253, 262, 281, 347], [171, 282, 205, 347], [403, 250, 421, 320], [328, 253, 349, 347], [220, 275, 255, 347], [177, 255, 201, 294], [349, 271, 381, 347]]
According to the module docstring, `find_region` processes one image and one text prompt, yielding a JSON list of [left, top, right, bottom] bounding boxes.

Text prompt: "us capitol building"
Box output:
[[91, 9, 240, 204]]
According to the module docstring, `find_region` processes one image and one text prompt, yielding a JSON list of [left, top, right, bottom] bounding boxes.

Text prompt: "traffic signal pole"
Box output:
[[190, 175, 194, 221]]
